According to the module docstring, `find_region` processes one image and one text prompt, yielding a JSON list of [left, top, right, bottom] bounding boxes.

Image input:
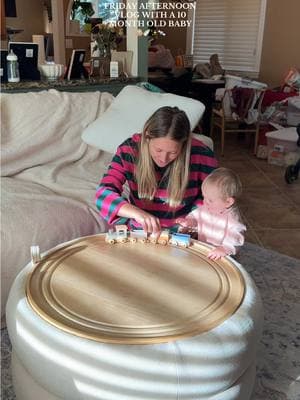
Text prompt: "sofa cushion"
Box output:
[[81, 85, 206, 154], [1, 89, 114, 177], [1, 177, 108, 317], [1, 89, 115, 319]]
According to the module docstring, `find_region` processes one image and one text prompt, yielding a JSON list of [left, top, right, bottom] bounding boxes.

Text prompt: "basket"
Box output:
[[225, 74, 267, 90]]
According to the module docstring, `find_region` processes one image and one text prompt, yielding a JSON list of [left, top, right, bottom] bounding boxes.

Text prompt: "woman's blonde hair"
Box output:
[[202, 167, 242, 201], [135, 106, 191, 208]]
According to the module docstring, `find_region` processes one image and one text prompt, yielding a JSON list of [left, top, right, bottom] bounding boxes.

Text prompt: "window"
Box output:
[[191, 0, 267, 74], [71, 1, 94, 22], [91, 0, 120, 23], [69, 0, 119, 31]]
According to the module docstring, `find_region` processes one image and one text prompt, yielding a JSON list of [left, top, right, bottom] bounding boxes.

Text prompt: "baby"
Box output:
[[177, 167, 246, 260]]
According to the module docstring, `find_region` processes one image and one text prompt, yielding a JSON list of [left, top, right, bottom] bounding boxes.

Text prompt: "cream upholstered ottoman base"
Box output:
[[11, 350, 257, 400], [7, 237, 263, 400], [12, 351, 63, 400]]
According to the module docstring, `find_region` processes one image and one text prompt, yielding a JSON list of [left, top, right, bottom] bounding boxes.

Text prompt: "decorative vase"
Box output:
[[97, 43, 105, 57], [101, 43, 111, 59], [105, 44, 111, 59]]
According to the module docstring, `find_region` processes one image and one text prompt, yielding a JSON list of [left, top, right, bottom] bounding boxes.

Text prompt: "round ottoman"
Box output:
[[6, 235, 263, 400]]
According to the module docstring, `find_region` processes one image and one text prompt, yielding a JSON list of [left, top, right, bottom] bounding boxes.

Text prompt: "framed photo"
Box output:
[[111, 50, 133, 76], [90, 57, 110, 78], [8, 42, 40, 80], [65, 49, 88, 80], [0, 50, 8, 82], [90, 57, 104, 78]]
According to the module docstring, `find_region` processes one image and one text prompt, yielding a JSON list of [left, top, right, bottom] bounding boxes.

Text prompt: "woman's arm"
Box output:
[[95, 138, 161, 233], [95, 146, 129, 225], [117, 203, 161, 234]]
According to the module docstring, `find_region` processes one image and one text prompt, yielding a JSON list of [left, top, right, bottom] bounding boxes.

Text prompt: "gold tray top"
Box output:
[[26, 235, 245, 344]]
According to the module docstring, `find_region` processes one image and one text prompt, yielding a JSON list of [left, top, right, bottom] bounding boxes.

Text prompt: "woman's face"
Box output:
[[148, 137, 182, 168]]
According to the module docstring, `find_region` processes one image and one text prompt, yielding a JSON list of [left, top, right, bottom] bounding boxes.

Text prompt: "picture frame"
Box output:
[[65, 49, 88, 80], [111, 50, 133, 76], [89, 56, 110, 78], [0, 50, 8, 82], [90, 57, 104, 78], [8, 42, 40, 80]]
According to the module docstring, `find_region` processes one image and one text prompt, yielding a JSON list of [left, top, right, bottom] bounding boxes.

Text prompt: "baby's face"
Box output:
[[202, 183, 233, 214]]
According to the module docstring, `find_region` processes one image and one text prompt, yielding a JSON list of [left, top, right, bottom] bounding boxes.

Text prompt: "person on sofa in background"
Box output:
[[176, 167, 246, 260], [95, 106, 218, 234]]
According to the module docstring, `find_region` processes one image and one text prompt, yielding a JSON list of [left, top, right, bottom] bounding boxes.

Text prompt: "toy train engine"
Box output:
[[105, 225, 128, 244]]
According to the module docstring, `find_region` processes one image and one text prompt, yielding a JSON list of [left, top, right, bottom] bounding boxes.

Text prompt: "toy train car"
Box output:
[[150, 230, 170, 245], [169, 233, 191, 248], [129, 230, 148, 243], [105, 225, 148, 244], [151, 230, 191, 247], [105, 225, 128, 244]]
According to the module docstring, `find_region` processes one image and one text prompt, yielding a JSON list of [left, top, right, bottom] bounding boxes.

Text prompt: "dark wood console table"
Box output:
[[1, 76, 141, 95], [148, 69, 193, 97], [189, 79, 225, 135]]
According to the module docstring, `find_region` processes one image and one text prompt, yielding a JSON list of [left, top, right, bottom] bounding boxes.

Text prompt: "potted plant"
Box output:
[[71, 1, 95, 22]]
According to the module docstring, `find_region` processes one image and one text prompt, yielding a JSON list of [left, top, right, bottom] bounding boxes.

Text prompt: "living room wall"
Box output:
[[5, 0, 45, 42], [258, 0, 300, 87]]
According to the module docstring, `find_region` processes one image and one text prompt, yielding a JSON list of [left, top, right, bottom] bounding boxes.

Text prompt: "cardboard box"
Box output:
[[225, 74, 267, 89]]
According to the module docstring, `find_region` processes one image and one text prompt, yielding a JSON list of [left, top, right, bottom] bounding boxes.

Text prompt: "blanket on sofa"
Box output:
[[1, 90, 114, 319]]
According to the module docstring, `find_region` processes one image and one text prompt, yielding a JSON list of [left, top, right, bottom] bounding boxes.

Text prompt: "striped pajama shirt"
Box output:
[[95, 134, 218, 229]]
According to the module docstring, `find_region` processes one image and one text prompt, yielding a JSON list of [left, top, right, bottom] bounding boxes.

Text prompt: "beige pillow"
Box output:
[[82, 85, 205, 153]]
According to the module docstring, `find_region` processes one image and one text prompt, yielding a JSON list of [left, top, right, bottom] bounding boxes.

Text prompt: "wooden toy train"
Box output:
[[105, 225, 191, 248]]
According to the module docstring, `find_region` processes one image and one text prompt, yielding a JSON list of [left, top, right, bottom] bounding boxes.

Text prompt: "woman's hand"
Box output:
[[133, 209, 161, 234], [118, 203, 161, 234]]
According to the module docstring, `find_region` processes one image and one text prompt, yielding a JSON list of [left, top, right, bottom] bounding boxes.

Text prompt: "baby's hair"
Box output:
[[203, 167, 242, 200]]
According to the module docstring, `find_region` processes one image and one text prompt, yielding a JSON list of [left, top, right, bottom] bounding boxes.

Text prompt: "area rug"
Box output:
[[1, 242, 299, 400]]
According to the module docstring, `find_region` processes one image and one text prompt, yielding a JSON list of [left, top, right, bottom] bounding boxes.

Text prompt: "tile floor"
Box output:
[[211, 132, 300, 259]]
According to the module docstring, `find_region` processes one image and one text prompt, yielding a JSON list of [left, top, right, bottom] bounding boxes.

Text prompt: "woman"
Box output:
[[96, 106, 218, 234]]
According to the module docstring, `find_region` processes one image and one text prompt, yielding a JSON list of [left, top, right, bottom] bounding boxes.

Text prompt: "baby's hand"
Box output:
[[175, 217, 197, 228], [175, 217, 196, 234], [207, 247, 228, 261], [176, 217, 190, 227]]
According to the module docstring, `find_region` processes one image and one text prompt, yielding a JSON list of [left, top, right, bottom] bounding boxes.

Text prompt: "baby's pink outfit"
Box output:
[[189, 205, 246, 255]]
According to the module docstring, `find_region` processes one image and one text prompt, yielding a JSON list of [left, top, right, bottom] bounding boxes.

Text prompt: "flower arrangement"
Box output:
[[91, 23, 124, 58], [137, 24, 166, 46]]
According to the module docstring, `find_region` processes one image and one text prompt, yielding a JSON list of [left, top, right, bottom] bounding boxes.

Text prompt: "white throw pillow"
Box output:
[[82, 85, 205, 153]]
